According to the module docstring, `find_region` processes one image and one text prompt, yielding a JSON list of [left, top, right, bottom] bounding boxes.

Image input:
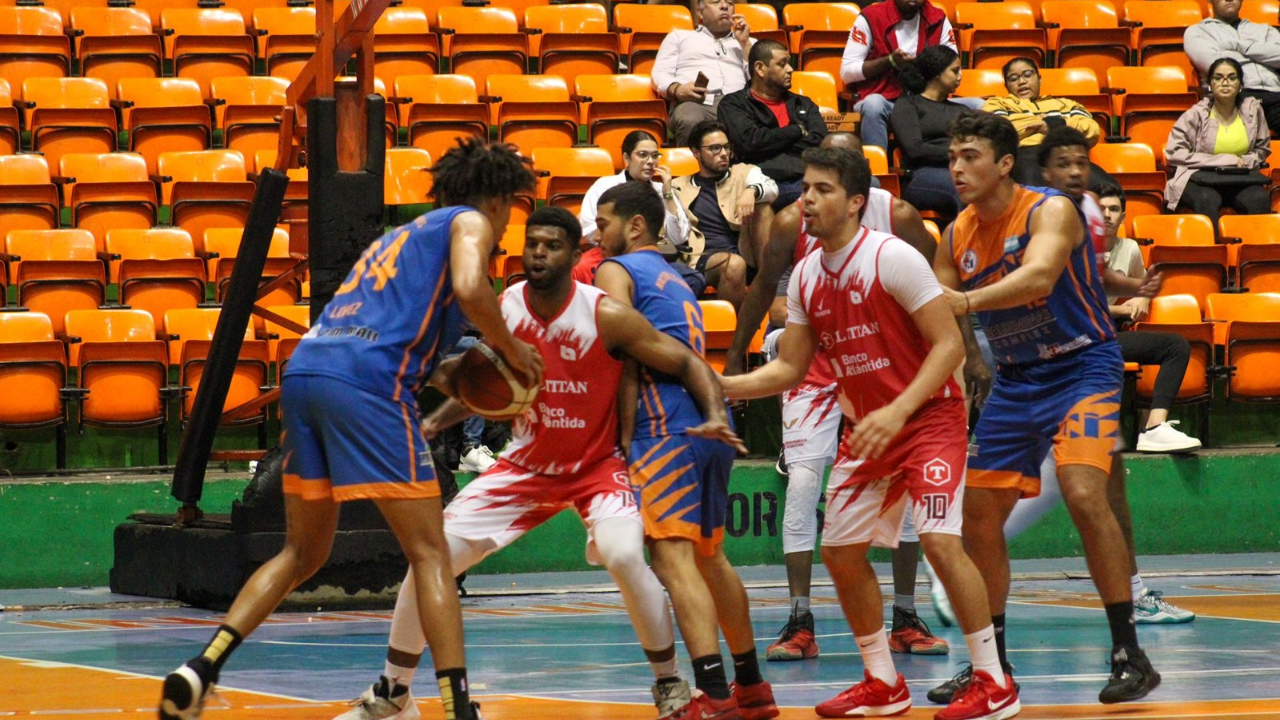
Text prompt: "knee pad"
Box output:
[[782, 459, 824, 554]]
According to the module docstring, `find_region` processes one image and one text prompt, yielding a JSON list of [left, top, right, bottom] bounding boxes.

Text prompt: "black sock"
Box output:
[[732, 649, 763, 687], [992, 613, 1009, 669], [436, 668, 472, 720], [196, 624, 243, 677], [692, 654, 730, 700], [1104, 601, 1140, 654]]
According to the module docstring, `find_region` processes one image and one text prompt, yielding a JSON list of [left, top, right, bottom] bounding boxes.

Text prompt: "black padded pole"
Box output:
[[170, 169, 291, 506]]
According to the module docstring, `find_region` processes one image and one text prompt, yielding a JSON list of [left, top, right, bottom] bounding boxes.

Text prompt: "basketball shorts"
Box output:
[[444, 455, 639, 564], [968, 341, 1123, 498], [822, 398, 967, 549], [629, 432, 736, 556], [281, 374, 439, 502], [782, 383, 842, 465]]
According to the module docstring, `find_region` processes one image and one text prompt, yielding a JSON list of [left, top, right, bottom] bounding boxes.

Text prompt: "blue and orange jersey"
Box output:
[[601, 249, 707, 439], [286, 207, 470, 402], [950, 185, 1114, 368]]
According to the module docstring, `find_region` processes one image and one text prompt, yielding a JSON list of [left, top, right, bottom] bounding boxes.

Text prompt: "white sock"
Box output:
[[790, 596, 811, 616], [964, 625, 1007, 689], [855, 632, 897, 685], [1131, 574, 1148, 600], [384, 661, 417, 689]]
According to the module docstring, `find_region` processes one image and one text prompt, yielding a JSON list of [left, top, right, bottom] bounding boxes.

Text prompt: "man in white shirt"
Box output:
[[652, 0, 755, 145]]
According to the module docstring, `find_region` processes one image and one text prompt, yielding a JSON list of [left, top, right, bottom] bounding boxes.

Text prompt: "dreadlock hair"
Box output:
[[429, 137, 536, 209]]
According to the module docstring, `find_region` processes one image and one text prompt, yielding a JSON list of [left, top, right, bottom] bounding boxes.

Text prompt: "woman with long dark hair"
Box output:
[[889, 45, 967, 227]]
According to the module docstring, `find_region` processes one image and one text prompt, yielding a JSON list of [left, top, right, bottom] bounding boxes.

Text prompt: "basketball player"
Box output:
[[931, 112, 1161, 705], [158, 140, 542, 720], [594, 181, 777, 720], [334, 207, 744, 720], [723, 132, 967, 660]]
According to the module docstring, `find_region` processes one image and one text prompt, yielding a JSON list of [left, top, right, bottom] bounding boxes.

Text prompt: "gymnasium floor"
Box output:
[[1, 554, 1277, 720]]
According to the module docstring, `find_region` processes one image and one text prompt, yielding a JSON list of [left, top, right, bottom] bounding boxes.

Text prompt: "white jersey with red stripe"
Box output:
[[791, 187, 896, 391], [787, 226, 962, 421], [498, 281, 625, 475], [1081, 192, 1108, 275]]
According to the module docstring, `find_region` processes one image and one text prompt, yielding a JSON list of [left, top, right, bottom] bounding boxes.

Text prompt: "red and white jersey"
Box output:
[[1081, 192, 1108, 275], [498, 281, 625, 475], [787, 227, 961, 421], [791, 187, 896, 391]]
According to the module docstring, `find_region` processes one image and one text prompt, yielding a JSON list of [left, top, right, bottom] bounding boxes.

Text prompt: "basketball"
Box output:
[[455, 341, 540, 420]]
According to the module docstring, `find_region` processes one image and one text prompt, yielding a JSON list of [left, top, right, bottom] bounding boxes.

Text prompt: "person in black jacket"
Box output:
[[718, 39, 827, 208], [889, 44, 967, 228]]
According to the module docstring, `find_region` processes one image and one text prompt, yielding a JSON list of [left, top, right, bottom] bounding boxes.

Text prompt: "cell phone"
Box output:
[[694, 72, 710, 89]]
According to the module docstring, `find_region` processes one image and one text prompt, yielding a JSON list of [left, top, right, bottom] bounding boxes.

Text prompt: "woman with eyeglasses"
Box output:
[[982, 57, 1117, 189], [1165, 57, 1272, 227], [888, 44, 967, 227]]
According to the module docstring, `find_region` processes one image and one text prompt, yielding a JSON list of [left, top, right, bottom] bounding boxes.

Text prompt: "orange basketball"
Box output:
[[455, 342, 540, 420]]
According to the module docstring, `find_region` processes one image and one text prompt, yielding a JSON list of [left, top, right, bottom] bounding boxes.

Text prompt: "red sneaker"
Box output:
[[669, 691, 744, 720], [934, 670, 1020, 720], [765, 613, 820, 661], [815, 671, 911, 718], [731, 681, 779, 720], [888, 608, 949, 655]]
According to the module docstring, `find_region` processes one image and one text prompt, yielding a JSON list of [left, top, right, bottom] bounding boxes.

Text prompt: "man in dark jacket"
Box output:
[[718, 39, 827, 207]]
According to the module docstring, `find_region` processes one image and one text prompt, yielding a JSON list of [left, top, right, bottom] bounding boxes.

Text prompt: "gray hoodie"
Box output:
[[1185, 17, 1280, 92]]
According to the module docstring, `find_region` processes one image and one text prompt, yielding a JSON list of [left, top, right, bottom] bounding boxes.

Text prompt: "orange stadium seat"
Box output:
[[612, 4, 692, 74], [157, 150, 256, 242], [1240, 0, 1280, 23], [526, 4, 618, 88], [202, 226, 299, 306], [107, 229, 206, 333], [372, 7, 440, 91], [863, 145, 900, 196], [664, 147, 700, 178], [4, 229, 106, 336], [0, 78, 20, 155], [954, 2, 1046, 69], [1132, 214, 1226, 307], [1122, 0, 1204, 80], [1220, 215, 1280, 291], [211, 76, 289, 159], [1205, 292, 1280, 406], [252, 7, 318, 81], [954, 67, 1004, 99], [699, 299, 737, 372], [164, 307, 269, 429], [737, 4, 788, 46], [781, 3, 859, 76], [28, 0, 108, 27], [1040, 67, 1111, 130], [531, 146, 614, 214], [1040, 1, 1130, 83], [396, 74, 489, 160], [161, 8, 255, 98], [117, 77, 212, 174], [574, 74, 667, 170], [1131, 293, 1214, 438], [436, 7, 527, 92], [70, 8, 162, 98], [59, 153, 158, 251], [1106, 66, 1198, 166], [21, 77, 117, 172], [0, 155, 60, 238], [0, 310, 69, 467], [384, 147, 433, 222], [791, 71, 839, 114], [261, 303, 311, 371], [128, 0, 201, 28], [485, 74, 579, 156], [0, 7, 70, 101]]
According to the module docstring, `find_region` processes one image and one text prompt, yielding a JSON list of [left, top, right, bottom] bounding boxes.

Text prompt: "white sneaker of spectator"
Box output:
[[459, 445, 497, 473], [1135, 421, 1202, 453]]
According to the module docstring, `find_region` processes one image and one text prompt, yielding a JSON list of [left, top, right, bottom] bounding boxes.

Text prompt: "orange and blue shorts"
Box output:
[[628, 432, 735, 556]]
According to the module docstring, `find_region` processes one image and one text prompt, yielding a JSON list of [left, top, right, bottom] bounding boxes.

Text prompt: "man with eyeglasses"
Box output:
[[1186, 0, 1280, 131], [670, 120, 779, 309], [653, 0, 756, 145]]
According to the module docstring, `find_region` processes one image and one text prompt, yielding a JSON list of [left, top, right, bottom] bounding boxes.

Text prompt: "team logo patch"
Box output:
[[849, 290, 864, 305], [960, 250, 978, 274], [560, 345, 577, 361], [923, 458, 951, 487]]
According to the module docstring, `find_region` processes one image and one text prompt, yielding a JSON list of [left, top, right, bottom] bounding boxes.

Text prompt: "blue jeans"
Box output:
[[902, 166, 963, 225], [450, 335, 486, 448]]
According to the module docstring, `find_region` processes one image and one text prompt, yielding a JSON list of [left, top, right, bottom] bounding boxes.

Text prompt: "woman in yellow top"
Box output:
[[1165, 57, 1272, 227], [981, 57, 1116, 188]]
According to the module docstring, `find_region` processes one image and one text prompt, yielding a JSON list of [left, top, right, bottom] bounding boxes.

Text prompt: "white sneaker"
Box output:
[[1134, 589, 1196, 624], [459, 446, 496, 473], [923, 558, 956, 628], [652, 678, 692, 719], [1135, 421, 1202, 453], [332, 677, 420, 720], [160, 664, 216, 720]]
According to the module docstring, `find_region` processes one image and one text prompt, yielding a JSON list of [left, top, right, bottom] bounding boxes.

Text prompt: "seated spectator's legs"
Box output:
[[902, 166, 963, 227], [1241, 89, 1280, 135], [1117, 331, 1191, 432], [852, 94, 893, 150], [1177, 179, 1226, 227], [698, 251, 748, 310], [1227, 183, 1272, 217], [952, 96, 986, 111], [773, 180, 803, 211], [1013, 146, 1044, 186], [671, 101, 720, 147], [671, 259, 708, 297]]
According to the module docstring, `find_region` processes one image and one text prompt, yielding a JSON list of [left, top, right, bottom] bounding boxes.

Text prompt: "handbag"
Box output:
[[1187, 167, 1270, 188]]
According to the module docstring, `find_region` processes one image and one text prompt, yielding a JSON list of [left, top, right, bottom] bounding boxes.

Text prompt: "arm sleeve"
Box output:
[[840, 16, 874, 84], [878, 239, 944, 313], [746, 164, 779, 203], [1239, 23, 1280, 67], [1125, 240, 1147, 278], [1061, 100, 1101, 142], [785, 264, 810, 326], [940, 17, 958, 50], [665, 195, 691, 245], [650, 33, 683, 96]]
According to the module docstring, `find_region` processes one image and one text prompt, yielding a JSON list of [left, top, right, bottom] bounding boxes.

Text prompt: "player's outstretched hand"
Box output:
[[940, 286, 970, 316], [502, 338, 545, 388], [843, 405, 908, 460], [687, 420, 749, 455]]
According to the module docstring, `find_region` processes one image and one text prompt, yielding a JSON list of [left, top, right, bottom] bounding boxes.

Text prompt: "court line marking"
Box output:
[[1010, 599, 1280, 624]]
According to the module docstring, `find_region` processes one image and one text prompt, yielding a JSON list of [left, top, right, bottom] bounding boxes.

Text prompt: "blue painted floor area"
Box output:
[[1, 554, 1277, 711]]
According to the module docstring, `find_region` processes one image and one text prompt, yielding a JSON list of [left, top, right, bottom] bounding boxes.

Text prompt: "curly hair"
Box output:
[[899, 45, 959, 95], [429, 138, 536, 209]]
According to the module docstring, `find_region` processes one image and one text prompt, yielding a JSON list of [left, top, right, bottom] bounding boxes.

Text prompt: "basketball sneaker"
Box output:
[[888, 607, 949, 655], [933, 670, 1020, 720], [922, 559, 956, 627], [1135, 421, 1201, 453], [333, 676, 419, 720], [459, 445, 496, 473], [929, 664, 1018, 705], [669, 690, 745, 720], [1134, 590, 1195, 624], [653, 678, 693, 719], [765, 612, 819, 661], [1099, 647, 1161, 704], [159, 661, 217, 720], [815, 671, 911, 718], [731, 681, 779, 720]]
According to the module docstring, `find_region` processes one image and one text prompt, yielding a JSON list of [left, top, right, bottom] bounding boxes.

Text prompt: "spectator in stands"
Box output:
[[889, 44, 967, 228], [578, 130, 691, 253], [983, 57, 1118, 190], [1186, 0, 1280, 132], [670, 120, 779, 310], [1164, 57, 1271, 227], [652, 0, 755, 145], [719, 39, 827, 208], [840, 0, 982, 151], [1094, 182, 1202, 453]]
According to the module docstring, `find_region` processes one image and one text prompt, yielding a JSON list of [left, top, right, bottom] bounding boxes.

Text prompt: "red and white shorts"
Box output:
[[444, 455, 639, 562], [781, 383, 843, 465], [822, 399, 968, 549]]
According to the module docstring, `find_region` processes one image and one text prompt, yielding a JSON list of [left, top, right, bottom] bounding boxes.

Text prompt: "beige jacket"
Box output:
[[671, 163, 778, 265], [1164, 96, 1271, 210]]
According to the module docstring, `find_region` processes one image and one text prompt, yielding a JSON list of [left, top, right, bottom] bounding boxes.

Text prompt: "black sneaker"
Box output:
[[1100, 646, 1161, 704], [159, 660, 216, 720], [928, 662, 1018, 704], [775, 449, 788, 477]]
